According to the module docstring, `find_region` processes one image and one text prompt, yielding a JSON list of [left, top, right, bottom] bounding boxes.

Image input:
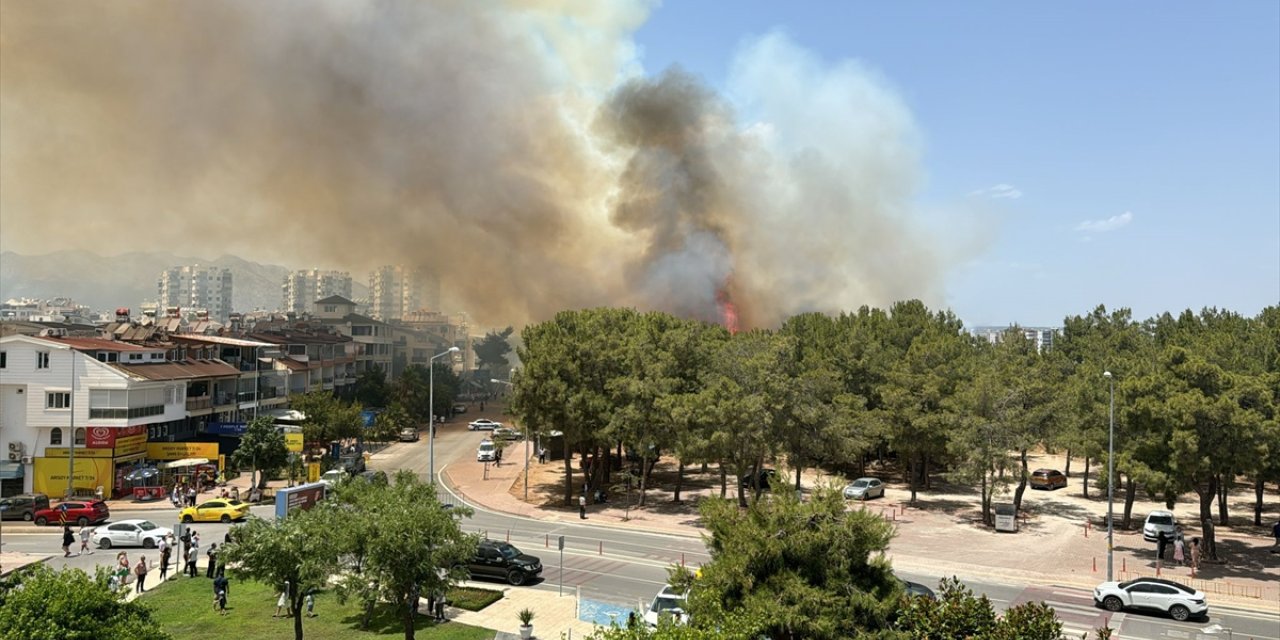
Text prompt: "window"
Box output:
[[50, 427, 63, 445], [351, 325, 372, 336], [324, 305, 336, 313], [128, 353, 143, 361], [74, 428, 85, 446], [46, 392, 71, 409], [37, 351, 50, 369], [0, 351, 6, 368]]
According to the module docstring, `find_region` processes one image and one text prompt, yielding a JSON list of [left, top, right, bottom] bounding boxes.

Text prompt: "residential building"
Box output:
[[157, 265, 234, 323], [971, 325, 1058, 352], [310, 296, 394, 380], [397, 309, 471, 374], [281, 269, 353, 316], [368, 265, 438, 321]]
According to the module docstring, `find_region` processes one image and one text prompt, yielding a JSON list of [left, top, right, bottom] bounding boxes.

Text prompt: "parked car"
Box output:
[[399, 427, 420, 442], [1142, 510, 1178, 542], [1093, 577, 1207, 621], [477, 439, 497, 462], [898, 578, 937, 600], [469, 419, 502, 431], [643, 584, 688, 628], [493, 427, 522, 441], [0, 493, 50, 521], [462, 540, 542, 586], [319, 469, 348, 488], [91, 519, 172, 550], [339, 454, 366, 474], [1029, 468, 1067, 490], [740, 468, 777, 490], [452, 404, 468, 414], [179, 499, 250, 523], [843, 477, 886, 500], [33, 500, 110, 526]]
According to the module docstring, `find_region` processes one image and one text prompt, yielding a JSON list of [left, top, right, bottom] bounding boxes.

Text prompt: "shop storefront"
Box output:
[[34, 425, 150, 498]]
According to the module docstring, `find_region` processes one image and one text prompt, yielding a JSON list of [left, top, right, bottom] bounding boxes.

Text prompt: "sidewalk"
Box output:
[[443, 442, 1280, 615]]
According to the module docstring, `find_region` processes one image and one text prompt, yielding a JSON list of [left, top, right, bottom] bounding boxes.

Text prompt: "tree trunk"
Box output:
[[1254, 476, 1265, 526], [403, 585, 419, 640], [1082, 456, 1091, 498], [719, 463, 727, 499], [907, 454, 918, 504], [562, 442, 574, 507], [1201, 517, 1219, 562], [638, 454, 649, 507], [750, 456, 764, 506], [1064, 449, 1071, 478], [1217, 473, 1229, 526], [793, 461, 803, 494], [1121, 475, 1137, 529], [1196, 476, 1218, 524], [293, 591, 306, 640], [980, 467, 990, 526], [1012, 449, 1029, 513], [673, 459, 684, 504], [701, 461, 708, 474], [922, 454, 931, 490]]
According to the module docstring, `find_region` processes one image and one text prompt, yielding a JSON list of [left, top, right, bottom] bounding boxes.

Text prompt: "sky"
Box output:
[[633, 2, 1280, 327], [1, 2, 1276, 330]]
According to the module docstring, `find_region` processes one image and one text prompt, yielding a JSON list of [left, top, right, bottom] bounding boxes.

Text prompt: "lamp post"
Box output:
[[66, 345, 76, 500], [1103, 370, 1115, 582], [427, 347, 460, 484], [490, 378, 525, 500]]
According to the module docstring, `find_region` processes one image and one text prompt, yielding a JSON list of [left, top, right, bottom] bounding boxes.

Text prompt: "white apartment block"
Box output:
[[157, 265, 233, 323], [971, 325, 1058, 352], [368, 265, 439, 321], [281, 269, 353, 315]]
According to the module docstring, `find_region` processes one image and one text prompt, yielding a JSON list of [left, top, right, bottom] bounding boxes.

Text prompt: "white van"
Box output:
[[477, 440, 497, 462]]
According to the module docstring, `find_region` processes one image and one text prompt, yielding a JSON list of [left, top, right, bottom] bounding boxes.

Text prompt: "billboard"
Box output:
[[86, 425, 147, 448], [285, 432, 304, 453], [274, 482, 327, 520], [147, 442, 220, 460], [33, 457, 114, 496]]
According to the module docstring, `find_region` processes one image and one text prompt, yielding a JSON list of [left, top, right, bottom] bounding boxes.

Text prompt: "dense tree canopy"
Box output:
[[0, 564, 172, 640]]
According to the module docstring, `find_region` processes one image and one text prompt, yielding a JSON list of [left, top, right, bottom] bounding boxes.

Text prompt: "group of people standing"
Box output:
[[1155, 525, 1201, 570]]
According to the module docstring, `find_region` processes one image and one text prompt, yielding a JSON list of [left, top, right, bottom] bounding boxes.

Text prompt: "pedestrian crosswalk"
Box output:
[[1014, 586, 1127, 640]]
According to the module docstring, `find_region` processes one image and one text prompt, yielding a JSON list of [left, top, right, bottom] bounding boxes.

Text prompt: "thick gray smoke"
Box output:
[[1, 1, 948, 328]]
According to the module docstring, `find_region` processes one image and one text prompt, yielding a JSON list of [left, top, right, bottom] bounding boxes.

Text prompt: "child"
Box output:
[[305, 590, 316, 617]]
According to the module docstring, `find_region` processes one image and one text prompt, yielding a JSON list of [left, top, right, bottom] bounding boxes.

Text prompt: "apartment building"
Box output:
[[311, 296, 394, 380], [368, 265, 439, 321], [281, 269, 353, 316], [157, 265, 234, 323], [971, 325, 1058, 352]]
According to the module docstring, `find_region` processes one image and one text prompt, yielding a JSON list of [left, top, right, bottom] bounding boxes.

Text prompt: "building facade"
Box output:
[[157, 266, 234, 323], [281, 269, 353, 316], [368, 265, 438, 321]]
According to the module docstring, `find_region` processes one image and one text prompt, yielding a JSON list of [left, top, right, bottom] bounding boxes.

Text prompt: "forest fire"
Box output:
[[716, 285, 740, 335]]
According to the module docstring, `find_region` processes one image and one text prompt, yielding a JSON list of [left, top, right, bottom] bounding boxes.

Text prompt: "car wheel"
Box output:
[[1102, 596, 1123, 612], [1169, 605, 1190, 621], [99, 538, 113, 550], [77, 517, 89, 526], [143, 537, 157, 549], [220, 514, 231, 523], [22, 512, 33, 521], [34, 516, 47, 526], [507, 570, 528, 586], [183, 515, 194, 523]]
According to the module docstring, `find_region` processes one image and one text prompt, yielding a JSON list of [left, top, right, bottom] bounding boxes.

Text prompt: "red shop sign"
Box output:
[[86, 425, 148, 448]]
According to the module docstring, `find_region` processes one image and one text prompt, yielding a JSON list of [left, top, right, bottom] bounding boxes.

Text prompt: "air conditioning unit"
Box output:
[[8, 442, 19, 452], [7, 451, 19, 461], [20, 456, 33, 465]]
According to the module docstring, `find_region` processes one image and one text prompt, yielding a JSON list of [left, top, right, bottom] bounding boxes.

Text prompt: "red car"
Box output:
[[33, 500, 110, 526]]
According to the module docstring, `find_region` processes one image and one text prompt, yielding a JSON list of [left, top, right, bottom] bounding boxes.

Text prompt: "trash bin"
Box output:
[[994, 503, 1018, 532]]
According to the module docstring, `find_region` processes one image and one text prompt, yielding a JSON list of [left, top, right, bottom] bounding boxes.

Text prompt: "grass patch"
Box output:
[[445, 586, 503, 612], [141, 576, 492, 640]]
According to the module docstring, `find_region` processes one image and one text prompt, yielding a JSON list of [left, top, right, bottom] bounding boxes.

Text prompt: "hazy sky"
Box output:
[[634, 2, 1280, 326], [2, 2, 1276, 329]]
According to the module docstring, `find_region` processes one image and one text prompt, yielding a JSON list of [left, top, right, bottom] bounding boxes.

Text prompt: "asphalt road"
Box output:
[[5, 421, 1274, 640]]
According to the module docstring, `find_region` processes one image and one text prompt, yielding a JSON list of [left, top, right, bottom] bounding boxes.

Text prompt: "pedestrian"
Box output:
[[1190, 537, 1202, 570], [1156, 530, 1168, 561], [538, 446, 547, 464], [274, 581, 291, 617], [1272, 519, 1280, 551], [187, 485, 197, 507], [191, 530, 201, 554], [1174, 535, 1186, 565], [185, 545, 199, 577], [305, 590, 316, 617], [579, 493, 587, 520], [495, 445, 502, 467], [134, 557, 149, 593], [79, 524, 92, 554], [231, 486, 240, 502], [61, 524, 74, 557], [206, 543, 219, 578], [159, 542, 171, 581], [213, 573, 229, 613]]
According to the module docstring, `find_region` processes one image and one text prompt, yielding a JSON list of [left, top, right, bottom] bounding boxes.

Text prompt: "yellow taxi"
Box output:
[[179, 499, 251, 523]]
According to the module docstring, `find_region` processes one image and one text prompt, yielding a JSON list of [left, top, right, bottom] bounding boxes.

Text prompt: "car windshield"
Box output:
[[137, 521, 157, 531], [1148, 515, 1174, 525], [650, 596, 684, 613], [852, 480, 870, 487]]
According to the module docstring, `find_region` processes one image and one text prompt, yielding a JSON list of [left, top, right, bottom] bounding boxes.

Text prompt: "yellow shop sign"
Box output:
[[147, 442, 220, 460], [44, 447, 113, 459]]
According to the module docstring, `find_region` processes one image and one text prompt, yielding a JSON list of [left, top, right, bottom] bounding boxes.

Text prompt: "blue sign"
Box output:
[[205, 422, 248, 436], [360, 410, 381, 428]]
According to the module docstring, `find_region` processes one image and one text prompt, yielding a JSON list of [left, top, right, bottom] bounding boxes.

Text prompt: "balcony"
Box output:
[[89, 405, 164, 419], [214, 392, 236, 407], [186, 396, 212, 411]]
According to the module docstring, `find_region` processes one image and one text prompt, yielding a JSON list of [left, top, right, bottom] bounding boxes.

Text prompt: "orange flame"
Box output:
[[716, 286, 740, 335]]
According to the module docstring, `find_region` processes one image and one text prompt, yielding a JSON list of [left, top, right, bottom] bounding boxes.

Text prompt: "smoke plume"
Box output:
[[1, 1, 949, 328]]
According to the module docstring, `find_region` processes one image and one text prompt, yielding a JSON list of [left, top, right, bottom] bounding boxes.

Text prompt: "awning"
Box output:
[[112, 452, 147, 464], [0, 461, 24, 480], [159, 457, 210, 469]]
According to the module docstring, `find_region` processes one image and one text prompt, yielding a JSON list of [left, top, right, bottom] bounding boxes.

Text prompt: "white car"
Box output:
[[843, 477, 885, 500], [1142, 510, 1177, 542], [91, 519, 172, 550], [1094, 577, 1207, 621], [469, 419, 502, 431], [643, 585, 688, 628], [477, 439, 497, 462]]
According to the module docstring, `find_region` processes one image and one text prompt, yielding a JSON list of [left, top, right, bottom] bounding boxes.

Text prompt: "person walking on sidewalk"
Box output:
[[579, 493, 587, 520], [61, 525, 74, 557], [78, 524, 93, 555], [159, 542, 171, 581], [134, 557, 150, 594]]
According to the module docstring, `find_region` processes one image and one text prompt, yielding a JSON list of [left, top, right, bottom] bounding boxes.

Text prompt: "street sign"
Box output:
[[558, 535, 565, 596], [558, 535, 565, 550]]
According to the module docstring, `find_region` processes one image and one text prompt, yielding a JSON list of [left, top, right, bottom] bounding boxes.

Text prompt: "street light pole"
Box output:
[[1104, 370, 1115, 582], [66, 346, 76, 500], [427, 347, 460, 484], [490, 378, 524, 500]]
